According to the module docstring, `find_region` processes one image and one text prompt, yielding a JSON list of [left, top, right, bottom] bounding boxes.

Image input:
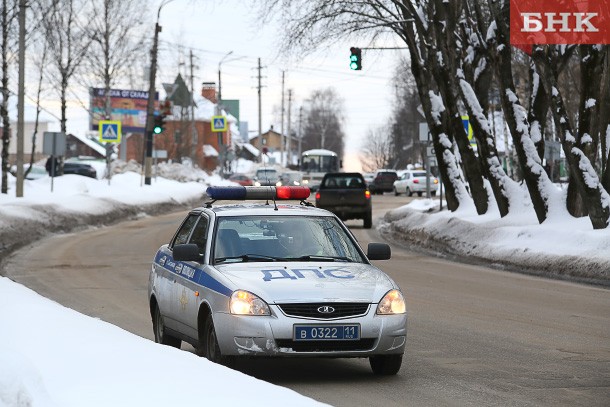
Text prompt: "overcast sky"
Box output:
[[31, 0, 409, 171]]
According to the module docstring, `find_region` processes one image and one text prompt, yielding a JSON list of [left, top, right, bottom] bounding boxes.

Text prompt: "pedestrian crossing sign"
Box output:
[[211, 115, 227, 132], [99, 120, 122, 143]]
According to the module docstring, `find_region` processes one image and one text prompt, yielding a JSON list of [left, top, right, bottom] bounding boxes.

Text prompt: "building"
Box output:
[[6, 120, 51, 163]]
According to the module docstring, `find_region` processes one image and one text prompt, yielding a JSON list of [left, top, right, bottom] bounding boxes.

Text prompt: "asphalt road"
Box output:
[[3, 194, 610, 406]]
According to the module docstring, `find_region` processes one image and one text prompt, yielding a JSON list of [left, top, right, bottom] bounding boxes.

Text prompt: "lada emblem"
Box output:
[[317, 305, 335, 314]]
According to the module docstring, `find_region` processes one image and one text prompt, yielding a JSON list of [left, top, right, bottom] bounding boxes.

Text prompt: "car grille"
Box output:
[[277, 303, 370, 319], [275, 339, 376, 352]]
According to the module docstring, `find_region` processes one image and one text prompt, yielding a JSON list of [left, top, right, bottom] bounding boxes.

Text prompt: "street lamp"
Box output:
[[144, 0, 174, 185]]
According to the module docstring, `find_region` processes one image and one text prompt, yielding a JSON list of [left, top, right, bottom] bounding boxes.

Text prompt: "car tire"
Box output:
[[417, 192, 422, 197], [363, 212, 372, 229], [407, 188, 413, 197], [153, 304, 181, 348], [431, 191, 437, 197], [202, 317, 236, 368], [394, 187, 399, 196], [369, 354, 403, 375]]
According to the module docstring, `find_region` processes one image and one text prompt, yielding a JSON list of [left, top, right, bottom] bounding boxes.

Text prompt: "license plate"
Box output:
[[293, 324, 360, 341]]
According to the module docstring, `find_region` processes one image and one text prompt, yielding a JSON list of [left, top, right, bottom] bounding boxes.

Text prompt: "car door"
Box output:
[[159, 213, 199, 331], [171, 214, 210, 340]]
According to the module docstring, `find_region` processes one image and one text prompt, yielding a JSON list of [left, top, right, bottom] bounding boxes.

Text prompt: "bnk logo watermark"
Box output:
[[510, 0, 610, 45]]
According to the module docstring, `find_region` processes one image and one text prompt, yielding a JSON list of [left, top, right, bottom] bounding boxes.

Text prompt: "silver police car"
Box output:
[[148, 186, 407, 375]]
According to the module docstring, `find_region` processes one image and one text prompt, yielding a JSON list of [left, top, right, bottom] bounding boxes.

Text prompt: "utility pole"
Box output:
[[257, 58, 263, 162], [280, 71, 285, 166], [144, 20, 161, 185], [190, 50, 196, 161], [286, 89, 292, 166], [298, 106, 303, 162], [15, 0, 25, 197]]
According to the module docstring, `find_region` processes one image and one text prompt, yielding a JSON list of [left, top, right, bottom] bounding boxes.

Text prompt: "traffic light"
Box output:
[[153, 114, 165, 134], [349, 47, 362, 70]]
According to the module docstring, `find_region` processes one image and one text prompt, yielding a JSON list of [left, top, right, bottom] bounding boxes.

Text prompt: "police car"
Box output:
[[148, 186, 407, 375]]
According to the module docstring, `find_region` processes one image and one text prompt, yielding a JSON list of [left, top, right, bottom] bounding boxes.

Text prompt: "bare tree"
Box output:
[[301, 87, 345, 157], [360, 126, 392, 172], [39, 0, 91, 135], [0, 0, 17, 194]]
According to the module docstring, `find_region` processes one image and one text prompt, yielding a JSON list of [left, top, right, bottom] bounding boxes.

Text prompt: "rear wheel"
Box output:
[[394, 187, 399, 196], [417, 192, 422, 197], [202, 317, 236, 368], [369, 354, 403, 375], [153, 304, 181, 348], [407, 188, 413, 197], [363, 211, 372, 229], [431, 191, 437, 197]]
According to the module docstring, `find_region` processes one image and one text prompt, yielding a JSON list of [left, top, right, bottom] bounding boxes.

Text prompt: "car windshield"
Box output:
[[213, 215, 366, 264]]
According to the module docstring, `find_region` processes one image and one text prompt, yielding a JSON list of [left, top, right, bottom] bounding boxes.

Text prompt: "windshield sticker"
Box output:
[[262, 267, 354, 282]]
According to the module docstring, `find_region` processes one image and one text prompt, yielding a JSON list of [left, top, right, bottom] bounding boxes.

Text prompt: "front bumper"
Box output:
[[213, 305, 407, 357]]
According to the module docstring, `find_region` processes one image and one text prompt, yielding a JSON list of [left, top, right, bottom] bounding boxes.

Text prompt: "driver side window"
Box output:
[[189, 217, 209, 255], [172, 214, 199, 248]]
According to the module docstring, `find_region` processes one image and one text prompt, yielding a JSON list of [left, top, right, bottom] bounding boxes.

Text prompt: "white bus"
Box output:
[[300, 149, 341, 190]]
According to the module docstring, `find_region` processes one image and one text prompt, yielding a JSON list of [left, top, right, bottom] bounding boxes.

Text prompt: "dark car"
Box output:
[[62, 162, 97, 178], [315, 172, 372, 228], [368, 170, 398, 195]]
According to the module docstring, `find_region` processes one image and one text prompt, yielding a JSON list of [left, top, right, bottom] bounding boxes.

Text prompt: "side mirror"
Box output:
[[367, 243, 391, 260], [173, 243, 202, 262]]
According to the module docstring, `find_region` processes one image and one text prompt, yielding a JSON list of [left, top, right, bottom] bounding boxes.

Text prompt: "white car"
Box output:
[[148, 186, 407, 375], [393, 170, 439, 197]]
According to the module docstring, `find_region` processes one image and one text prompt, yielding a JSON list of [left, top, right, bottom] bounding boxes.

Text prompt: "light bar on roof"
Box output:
[[206, 186, 311, 201]]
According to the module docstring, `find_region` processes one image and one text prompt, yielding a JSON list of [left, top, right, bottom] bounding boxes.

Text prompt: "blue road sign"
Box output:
[[99, 120, 122, 143], [211, 115, 227, 132]]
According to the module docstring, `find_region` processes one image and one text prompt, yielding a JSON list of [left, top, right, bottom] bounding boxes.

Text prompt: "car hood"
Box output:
[[215, 262, 395, 303]]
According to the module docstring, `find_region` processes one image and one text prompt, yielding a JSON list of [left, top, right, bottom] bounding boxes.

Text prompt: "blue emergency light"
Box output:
[[206, 186, 311, 201]]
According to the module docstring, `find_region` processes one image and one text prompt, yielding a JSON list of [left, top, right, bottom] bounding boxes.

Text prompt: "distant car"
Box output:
[[278, 171, 304, 186], [393, 170, 438, 197], [368, 170, 398, 195], [229, 173, 254, 186], [363, 172, 375, 186], [148, 186, 406, 375], [62, 162, 97, 178], [254, 168, 279, 186]]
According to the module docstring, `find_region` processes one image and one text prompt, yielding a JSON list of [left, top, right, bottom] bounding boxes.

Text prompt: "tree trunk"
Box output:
[[533, 46, 610, 229], [1, 0, 10, 194], [432, 0, 488, 215], [489, 3, 553, 224]]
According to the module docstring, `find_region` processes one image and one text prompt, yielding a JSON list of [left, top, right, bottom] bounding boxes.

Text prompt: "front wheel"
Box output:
[[202, 317, 236, 368], [153, 304, 181, 348], [369, 354, 403, 375]]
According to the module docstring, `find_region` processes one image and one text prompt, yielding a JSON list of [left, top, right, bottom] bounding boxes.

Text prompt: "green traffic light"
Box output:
[[153, 126, 162, 134], [350, 61, 359, 70]]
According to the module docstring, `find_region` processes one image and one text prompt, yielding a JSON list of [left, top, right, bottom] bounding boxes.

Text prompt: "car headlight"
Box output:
[[302, 179, 309, 185], [254, 181, 261, 187], [230, 290, 270, 316], [376, 289, 406, 315]]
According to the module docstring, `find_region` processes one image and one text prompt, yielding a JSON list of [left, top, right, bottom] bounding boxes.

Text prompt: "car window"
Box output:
[[413, 172, 426, 177], [213, 216, 366, 264], [323, 175, 364, 188], [188, 216, 209, 255], [171, 214, 199, 248]]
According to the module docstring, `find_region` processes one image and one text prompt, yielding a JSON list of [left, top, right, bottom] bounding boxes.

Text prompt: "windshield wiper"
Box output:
[[291, 255, 353, 262], [215, 254, 280, 264]]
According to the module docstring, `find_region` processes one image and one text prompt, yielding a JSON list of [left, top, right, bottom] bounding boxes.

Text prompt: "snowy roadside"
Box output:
[[0, 171, 221, 265], [379, 199, 610, 287]]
